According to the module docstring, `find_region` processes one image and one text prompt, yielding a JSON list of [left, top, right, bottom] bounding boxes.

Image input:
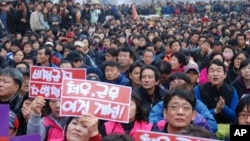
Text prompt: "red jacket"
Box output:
[[104, 120, 153, 139]]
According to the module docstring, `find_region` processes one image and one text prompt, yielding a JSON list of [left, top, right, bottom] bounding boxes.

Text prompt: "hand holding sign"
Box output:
[[31, 96, 46, 115], [79, 113, 99, 137], [61, 79, 131, 123]]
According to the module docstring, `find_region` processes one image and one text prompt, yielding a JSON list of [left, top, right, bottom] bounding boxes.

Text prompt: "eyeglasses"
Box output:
[[239, 112, 250, 119], [167, 104, 192, 112]]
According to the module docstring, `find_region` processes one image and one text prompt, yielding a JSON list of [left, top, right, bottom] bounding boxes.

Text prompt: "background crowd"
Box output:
[[1, 0, 250, 141]]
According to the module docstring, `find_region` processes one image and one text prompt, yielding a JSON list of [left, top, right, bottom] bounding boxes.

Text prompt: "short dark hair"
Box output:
[[154, 60, 171, 74], [179, 126, 213, 139], [207, 59, 226, 73], [236, 33, 246, 40], [23, 55, 36, 65], [128, 62, 144, 74], [171, 52, 188, 67], [38, 47, 52, 61], [15, 61, 30, 70], [163, 87, 196, 110], [106, 48, 118, 57], [59, 60, 74, 68], [140, 65, 161, 81], [104, 61, 121, 70], [167, 72, 191, 84], [207, 52, 224, 66], [235, 95, 250, 123], [118, 47, 136, 61]]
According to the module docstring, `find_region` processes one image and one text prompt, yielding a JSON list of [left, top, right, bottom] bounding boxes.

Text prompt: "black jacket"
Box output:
[[0, 93, 26, 135], [133, 85, 167, 118]]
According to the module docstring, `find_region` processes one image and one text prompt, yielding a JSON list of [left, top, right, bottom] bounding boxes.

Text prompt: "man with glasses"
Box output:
[[152, 86, 214, 137]]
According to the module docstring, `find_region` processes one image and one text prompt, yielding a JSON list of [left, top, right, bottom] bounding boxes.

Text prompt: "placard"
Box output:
[[136, 130, 220, 141], [60, 79, 131, 123], [0, 105, 9, 137], [29, 66, 86, 99], [10, 134, 41, 141]]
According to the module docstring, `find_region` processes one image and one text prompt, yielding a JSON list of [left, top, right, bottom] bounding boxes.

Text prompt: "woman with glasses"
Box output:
[[225, 51, 249, 84], [231, 58, 250, 99]]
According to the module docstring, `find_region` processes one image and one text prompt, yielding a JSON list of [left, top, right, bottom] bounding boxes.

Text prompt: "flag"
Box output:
[[132, 3, 138, 21]]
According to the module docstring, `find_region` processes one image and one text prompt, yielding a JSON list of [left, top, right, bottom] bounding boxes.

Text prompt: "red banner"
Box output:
[[29, 66, 86, 99], [136, 130, 219, 141], [0, 137, 9, 141], [60, 79, 132, 123]]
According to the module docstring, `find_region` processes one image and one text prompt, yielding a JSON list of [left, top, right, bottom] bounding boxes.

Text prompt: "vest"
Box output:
[[44, 116, 64, 141], [105, 120, 153, 139]]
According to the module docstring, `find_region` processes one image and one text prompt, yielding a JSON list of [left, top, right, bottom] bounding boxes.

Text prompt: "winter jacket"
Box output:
[[194, 83, 238, 123], [230, 76, 250, 99], [103, 120, 153, 139], [133, 85, 167, 117], [152, 119, 215, 138], [149, 100, 218, 133], [104, 74, 130, 86], [27, 114, 68, 141]]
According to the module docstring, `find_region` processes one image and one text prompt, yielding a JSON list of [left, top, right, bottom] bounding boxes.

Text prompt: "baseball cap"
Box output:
[[184, 62, 199, 74], [9, 110, 19, 129], [74, 41, 84, 48], [1, 2, 7, 6], [45, 41, 54, 47], [66, 32, 75, 38], [87, 75, 101, 81]]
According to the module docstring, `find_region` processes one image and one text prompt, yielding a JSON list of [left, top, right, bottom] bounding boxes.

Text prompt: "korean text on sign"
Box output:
[[136, 130, 220, 141], [29, 66, 86, 99], [60, 79, 132, 123]]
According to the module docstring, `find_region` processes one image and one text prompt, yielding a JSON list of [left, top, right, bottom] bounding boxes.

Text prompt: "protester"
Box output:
[[100, 93, 152, 139]]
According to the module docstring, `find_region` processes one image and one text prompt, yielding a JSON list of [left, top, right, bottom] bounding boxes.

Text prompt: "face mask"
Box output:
[[223, 52, 233, 60]]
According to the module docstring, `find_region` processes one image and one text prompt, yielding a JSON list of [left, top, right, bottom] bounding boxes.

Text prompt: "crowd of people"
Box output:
[[1, 0, 250, 140]]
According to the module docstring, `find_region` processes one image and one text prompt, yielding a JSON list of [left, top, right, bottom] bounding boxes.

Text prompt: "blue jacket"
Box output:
[[194, 83, 238, 123], [149, 100, 218, 133], [104, 74, 129, 85]]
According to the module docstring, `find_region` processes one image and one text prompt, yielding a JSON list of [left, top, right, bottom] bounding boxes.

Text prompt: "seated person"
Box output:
[[149, 72, 217, 134], [152, 87, 214, 138]]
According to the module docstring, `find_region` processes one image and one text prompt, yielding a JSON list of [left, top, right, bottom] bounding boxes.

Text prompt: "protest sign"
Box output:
[[0, 137, 9, 141], [136, 130, 220, 141], [0, 105, 10, 137], [60, 79, 132, 123], [29, 66, 86, 99], [10, 134, 40, 141]]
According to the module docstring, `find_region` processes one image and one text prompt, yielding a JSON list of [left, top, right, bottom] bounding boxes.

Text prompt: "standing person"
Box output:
[[30, 3, 45, 32], [48, 5, 62, 36], [0, 2, 15, 34], [39, 7, 50, 31], [16, 3, 29, 35]]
